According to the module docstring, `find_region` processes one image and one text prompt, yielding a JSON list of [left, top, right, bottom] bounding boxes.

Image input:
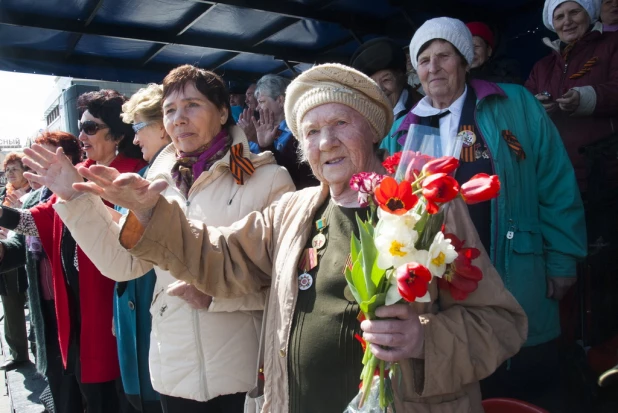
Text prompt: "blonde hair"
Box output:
[[121, 83, 164, 124]]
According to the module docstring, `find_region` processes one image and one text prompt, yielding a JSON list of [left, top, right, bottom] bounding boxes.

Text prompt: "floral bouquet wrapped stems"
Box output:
[[344, 152, 500, 412]]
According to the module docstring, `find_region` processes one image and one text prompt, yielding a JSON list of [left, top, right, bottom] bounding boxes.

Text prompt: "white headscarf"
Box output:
[[543, 0, 600, 31]]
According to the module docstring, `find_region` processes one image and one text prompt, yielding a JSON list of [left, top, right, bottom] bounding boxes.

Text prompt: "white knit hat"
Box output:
[[409, 17, 474, 71], [543, 0, 600, 31]]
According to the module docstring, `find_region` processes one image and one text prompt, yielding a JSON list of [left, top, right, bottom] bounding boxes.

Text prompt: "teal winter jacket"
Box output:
[[396, 79, 587, 346], [114, 164, 160, 406]]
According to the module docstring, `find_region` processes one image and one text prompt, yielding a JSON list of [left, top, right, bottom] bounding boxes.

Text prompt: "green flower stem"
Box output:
[[379, 359, 386, 408], [410, 172, 427, 187], [359, 352, 379, 408]]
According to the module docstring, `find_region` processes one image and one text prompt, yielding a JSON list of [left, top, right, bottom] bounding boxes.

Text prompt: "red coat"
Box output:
[[525, 29, 618, 191], [31, 154, 146, 383]]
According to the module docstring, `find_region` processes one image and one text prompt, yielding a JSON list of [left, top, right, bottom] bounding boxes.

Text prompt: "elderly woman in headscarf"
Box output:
[[525, 0, 618, 193], [350, 38, 423, 156], [30, 63, 528, 413], [396, 17, 586, 410]]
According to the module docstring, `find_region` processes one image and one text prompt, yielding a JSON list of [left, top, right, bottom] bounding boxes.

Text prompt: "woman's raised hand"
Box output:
[[253, 107, 279, 148], [238, 108, 257, 142], [4, 192, 22, 208], [74, 165, 168, 225], [22, 144, 82, 201]]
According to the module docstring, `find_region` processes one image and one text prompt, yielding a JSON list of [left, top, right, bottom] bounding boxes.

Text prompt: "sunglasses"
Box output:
[[78, 120, 108, 136], [132, 121, 155, 134]]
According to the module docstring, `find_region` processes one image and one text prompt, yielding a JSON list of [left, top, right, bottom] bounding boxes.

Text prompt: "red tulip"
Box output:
[[422, 173, 460, 204], [438, 233, 483, 300], [396, 262, 432, 302], [443, 233, 465, 250], [382, 152, 402, 174], [438, 271, 480, 300], [460, 173, 500, 204], [422, 156, 459, 175], [404, 152, 434, 181], [375, 177, 418, 215]]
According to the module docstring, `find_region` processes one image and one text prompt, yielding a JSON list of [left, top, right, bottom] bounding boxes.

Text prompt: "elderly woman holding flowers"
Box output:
[[24, 64, 526, 413]]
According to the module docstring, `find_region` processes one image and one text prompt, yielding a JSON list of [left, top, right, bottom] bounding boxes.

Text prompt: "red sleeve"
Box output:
[[29, 194, 57, 258]]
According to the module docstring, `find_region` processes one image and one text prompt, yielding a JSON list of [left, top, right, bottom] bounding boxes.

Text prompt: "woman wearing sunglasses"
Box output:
[[0, 90, 146, 413]]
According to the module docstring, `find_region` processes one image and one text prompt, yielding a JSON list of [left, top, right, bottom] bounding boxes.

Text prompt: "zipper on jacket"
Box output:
[[192, 308, 209, 400], [558, 58, 569, 96], [228, 186, 241, 205], [504, 220, 516, 291]]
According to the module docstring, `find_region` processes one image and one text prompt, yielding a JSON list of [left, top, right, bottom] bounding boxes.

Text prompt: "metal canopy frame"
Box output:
[[0, 0, 545, 83]]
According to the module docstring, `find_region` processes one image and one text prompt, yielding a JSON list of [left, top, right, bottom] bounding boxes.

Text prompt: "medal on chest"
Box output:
[[297, 201, 334, 291], [458, 126, 477, 163]]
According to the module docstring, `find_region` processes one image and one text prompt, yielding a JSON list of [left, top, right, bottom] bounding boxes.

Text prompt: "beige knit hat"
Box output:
[[284, 63, 393, 140]]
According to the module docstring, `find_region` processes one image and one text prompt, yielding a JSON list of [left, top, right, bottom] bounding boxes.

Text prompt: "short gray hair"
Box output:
[[255, 74, 290, 100]]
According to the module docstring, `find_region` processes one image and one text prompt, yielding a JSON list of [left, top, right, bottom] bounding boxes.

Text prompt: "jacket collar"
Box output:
[[148, 125, 276, 182], [395, 80, 506, 137]]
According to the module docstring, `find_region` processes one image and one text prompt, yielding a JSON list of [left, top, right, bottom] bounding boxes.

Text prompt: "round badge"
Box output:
[[458, 130, 476, 147], [343, 285, 356, 303], [298, 273, 313, 291], [311, 233, 326, 249]]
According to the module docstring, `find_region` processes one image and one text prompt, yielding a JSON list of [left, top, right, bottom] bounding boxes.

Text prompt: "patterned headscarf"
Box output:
[[171, 128, 231, 197]]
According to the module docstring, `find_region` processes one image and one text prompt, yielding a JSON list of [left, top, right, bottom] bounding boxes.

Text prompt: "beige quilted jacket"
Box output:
[[121, 184, 527, 413]]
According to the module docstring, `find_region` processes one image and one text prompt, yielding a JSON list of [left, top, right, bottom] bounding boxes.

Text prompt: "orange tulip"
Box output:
[[374, 177, 418, 215]]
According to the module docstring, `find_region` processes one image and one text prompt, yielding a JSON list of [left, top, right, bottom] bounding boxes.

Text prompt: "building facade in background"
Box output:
[[43, 77, 146, 137], [0, 77, 146, 185]]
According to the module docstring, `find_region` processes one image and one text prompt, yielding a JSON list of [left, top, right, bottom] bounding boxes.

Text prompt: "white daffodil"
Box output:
[[375, 219, 419, 270], [425, 232, 458, 278], [377, 208, 422, 230]]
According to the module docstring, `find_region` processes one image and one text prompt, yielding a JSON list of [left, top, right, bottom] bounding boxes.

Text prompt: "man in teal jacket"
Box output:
[[400, 16, 587, 411]]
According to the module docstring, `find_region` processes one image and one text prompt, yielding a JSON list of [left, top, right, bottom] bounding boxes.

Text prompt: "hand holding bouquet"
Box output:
[[344, 152, 500, 412]]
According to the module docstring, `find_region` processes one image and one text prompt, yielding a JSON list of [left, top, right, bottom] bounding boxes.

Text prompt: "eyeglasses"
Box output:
[[78, 120, 108, 136], [132, 121, 154, 134]]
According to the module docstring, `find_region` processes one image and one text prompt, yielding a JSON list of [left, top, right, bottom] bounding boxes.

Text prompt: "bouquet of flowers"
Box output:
[[344, 149, 500, 412]]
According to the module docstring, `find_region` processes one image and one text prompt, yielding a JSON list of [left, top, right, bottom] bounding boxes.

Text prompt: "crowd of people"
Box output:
[[0, 0, 615, 412]]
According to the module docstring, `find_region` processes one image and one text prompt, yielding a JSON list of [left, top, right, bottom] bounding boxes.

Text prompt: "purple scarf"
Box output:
[[172, 129, 231, 197]]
